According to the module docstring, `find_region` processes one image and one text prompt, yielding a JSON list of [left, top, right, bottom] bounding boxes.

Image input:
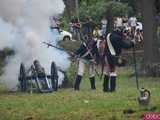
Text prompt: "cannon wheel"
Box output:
[[51, 62, 58, 91], [19, 63, 27, 92]]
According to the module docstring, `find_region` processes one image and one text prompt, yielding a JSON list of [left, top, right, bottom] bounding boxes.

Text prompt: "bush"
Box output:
[[0, 48, 14, 75], [62, 62, 77, 88], [58, 40, 81, 52]]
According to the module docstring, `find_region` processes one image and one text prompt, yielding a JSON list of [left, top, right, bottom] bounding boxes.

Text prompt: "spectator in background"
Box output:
[[50, 17, 60, 33], [128, 16, 137, 28], [134, 29, 143, 43], [122, 15, 128, 29], [82, 16, 95, 39], [73, 18, 81, 40], [69, 17, 75, 34], [113, 17, 117, 28], [93, 26, 102, 39], [114, 16, 123, 29], [101, 16, 108, 36], [128, 16, 137, 37], [134, 21, 143, 43]]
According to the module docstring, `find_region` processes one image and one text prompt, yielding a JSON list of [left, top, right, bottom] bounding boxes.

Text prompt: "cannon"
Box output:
[[18, 60, 58, 93]]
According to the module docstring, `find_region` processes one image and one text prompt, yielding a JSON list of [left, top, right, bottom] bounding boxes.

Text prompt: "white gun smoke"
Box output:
[[0, 0, 70, 90]]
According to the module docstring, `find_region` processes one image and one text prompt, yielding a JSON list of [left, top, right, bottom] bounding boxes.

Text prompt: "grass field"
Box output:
[[0, 67, 160, 120]]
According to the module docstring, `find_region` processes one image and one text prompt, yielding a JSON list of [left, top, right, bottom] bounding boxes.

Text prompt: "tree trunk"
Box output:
[[141, 0, 160, 77], [106, 4, 114, 33], [65, 0, 76, 18]]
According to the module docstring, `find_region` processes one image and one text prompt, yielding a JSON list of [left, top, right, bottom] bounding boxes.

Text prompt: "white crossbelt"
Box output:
[[107, 33, 116, 56]]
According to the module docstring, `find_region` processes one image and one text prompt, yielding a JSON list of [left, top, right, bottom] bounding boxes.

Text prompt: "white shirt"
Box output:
[[129, 17, 137, 27], [115, 17, 123, 27], [136, 22, 143, 30], [101, 19, 108, 28]]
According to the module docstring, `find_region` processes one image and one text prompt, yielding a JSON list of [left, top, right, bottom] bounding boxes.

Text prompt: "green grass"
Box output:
[[0, 67, 160, 120]]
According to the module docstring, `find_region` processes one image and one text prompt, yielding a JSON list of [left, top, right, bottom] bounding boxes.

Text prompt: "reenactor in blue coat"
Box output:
[[102, 28, 135, 92], [74, 38, 99, 90]]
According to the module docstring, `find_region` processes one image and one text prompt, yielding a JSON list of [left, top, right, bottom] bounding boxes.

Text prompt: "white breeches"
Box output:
[[103, 56, 117, 77], [77, 59, 95, 78]]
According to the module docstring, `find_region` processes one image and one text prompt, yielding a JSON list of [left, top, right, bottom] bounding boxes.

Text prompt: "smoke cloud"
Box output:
[[0, 0, 70, 90]]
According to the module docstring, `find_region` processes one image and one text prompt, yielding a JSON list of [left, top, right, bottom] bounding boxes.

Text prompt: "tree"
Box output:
[[141, 0, 160, 76], [120, 0, 137, 13], [105, 1, 132, 31], [64, 0, 76, 18], [78, 1, 132, 27]]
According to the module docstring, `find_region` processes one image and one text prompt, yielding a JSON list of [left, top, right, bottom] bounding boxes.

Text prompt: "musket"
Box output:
[[43, 41, 101, 77], [42, 42, 65, 51], [42, 41, 76, 60], [94, 67, 100, 78]]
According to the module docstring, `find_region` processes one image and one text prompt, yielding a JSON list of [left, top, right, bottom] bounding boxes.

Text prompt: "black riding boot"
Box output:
[[103, 75, 109, 92], [110, 76, 116, 92], [74, 75, 82, 90], [54, 79, 58, 91], [90, 77, 96, 89]]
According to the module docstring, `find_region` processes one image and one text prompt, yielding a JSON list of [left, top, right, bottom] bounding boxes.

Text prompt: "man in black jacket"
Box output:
[[103, 28, 135, 92], [74, 38, 99, 90]]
